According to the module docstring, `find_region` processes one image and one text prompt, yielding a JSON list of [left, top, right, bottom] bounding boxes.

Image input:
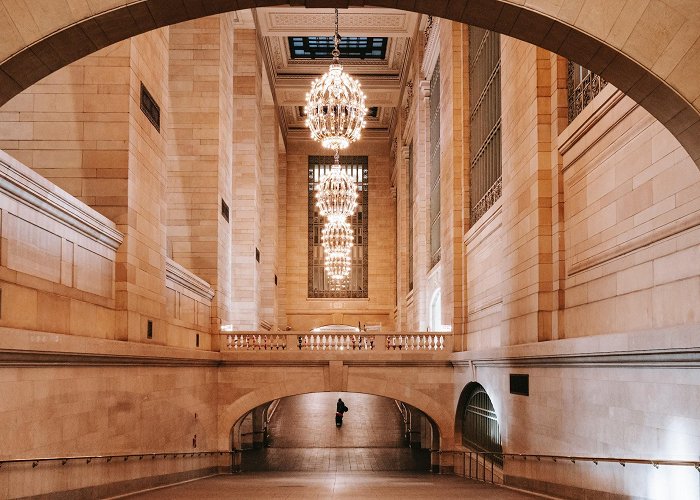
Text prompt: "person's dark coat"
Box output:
[[336, 399, 348, 413]]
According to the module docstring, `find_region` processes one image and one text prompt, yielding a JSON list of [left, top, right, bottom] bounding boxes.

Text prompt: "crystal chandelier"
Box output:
[[306, 9, 366, 287], [321, 219, 354, 256], [305, 9, 368, 151], [325, 253, 352, 281], [315, 151, 358, 222], [321, 219, 353, 281]]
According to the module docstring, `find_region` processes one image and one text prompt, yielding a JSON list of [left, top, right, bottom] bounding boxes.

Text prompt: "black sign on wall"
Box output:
[[510, 374, 529, 396]]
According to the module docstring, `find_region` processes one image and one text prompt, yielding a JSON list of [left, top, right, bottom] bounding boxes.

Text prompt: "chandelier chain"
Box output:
[[333, 9, 340, 60]]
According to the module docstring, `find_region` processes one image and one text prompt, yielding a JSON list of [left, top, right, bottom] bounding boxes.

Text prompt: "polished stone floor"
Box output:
[[126, 472, 540, 499], [241, 393, 430, 471]]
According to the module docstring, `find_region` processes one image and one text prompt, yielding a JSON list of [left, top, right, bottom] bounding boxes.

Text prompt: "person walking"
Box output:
[[335, 398, 349, 427]]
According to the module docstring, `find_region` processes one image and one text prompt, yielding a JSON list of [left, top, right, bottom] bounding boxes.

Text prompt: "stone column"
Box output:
[[166, 14, 236, 343], [259, 102, 280, 330], [231, 28, 262, 330], [499, 41, 556, 345], [438, 21, 465, 341], [395, 145, 411, 331], [413, 78, 431, 331]]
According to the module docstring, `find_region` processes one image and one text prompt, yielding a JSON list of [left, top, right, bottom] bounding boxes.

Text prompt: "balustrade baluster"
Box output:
[[439, 336, 444, 350]]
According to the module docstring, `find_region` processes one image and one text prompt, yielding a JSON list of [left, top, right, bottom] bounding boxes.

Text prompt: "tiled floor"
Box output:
[[125, 472, 540, 499], [241, 392, 429, 471]]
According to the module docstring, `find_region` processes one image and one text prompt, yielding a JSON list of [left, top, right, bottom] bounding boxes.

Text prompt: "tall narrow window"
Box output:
[[309, 156, 368, 298], [567, 62, 607, 122], [469, 28, 501, 225], [429, 61, 441, 268], [408, 141, 414, 292]]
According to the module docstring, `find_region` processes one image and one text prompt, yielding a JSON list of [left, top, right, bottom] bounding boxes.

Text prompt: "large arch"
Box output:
[[0, 1, 698, 165], [217, 375, 454, 451]]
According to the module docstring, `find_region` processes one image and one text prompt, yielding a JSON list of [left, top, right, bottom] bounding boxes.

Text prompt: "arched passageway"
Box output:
[[232, 393, 434, 472], [0, 1, 697, 165]]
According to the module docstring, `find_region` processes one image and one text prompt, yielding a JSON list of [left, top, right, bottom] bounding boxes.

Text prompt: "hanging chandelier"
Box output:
[[325, 253, 352, 281], [315, 151, 358, 221], [321, 219, 354, 255], [305, 9, 368, 150]]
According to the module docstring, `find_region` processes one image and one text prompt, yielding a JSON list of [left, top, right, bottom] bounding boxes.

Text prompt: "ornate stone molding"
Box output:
[[165, 258, 215, 301], [0, 151, 124, 251], [421, 16, 440, 78]]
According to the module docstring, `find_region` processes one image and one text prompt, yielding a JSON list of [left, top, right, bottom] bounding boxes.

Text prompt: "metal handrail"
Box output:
[[436, 449, 700, 470], [0, 450, 234, 468]]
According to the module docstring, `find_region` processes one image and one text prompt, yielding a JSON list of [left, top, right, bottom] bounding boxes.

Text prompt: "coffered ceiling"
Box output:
[[252, 7, 421, 141]]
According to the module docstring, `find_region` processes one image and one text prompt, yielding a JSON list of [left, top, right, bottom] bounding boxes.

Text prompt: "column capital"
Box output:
[[419, 79, 431, 98]]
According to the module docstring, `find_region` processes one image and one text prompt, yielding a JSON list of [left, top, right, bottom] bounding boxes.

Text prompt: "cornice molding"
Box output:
[[559, 87, 631, 171], [0, 349, 220, 368], [0, 151, 124, 251], [165, 258, 215, 301], [452, 347, 700, 369]]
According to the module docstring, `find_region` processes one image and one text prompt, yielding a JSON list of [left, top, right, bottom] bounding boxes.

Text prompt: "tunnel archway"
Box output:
[[0, 1, 697, 166], [218, 380, 451, 452], [229, 392, 440, 472], [454, 382, 503, 459]]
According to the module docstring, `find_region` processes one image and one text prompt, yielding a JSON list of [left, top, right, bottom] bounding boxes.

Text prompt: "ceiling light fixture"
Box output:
[[305, 9, 368, 151]]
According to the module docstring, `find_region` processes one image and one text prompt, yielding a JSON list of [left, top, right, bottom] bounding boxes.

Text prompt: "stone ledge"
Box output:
[[451, 324, 700, 369], [166, 257, 215, 301], [0, 150, 124, 250]]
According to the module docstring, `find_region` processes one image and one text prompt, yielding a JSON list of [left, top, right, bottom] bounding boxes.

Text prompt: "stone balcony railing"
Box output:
[[221, 331, 453, 353]]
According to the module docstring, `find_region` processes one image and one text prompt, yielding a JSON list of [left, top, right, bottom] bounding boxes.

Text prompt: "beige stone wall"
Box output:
[[166, 14, 237, 338], [0, 41, 129, 222], [0, 330, 221, 499], [0, 150, 122, 338], [231, 28, 262, 331], [560, 86, 700, 337], [452, 325, 700, 498], [284, 139, 396, 330]]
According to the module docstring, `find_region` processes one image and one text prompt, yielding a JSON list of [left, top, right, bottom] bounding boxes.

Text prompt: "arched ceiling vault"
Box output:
[[0, 0, 698, 166]]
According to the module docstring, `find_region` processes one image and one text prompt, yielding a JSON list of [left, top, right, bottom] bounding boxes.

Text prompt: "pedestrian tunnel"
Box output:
[[230, 393, 439, 472]]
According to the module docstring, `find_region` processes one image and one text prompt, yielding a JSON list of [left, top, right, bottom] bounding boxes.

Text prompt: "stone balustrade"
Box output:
[[222, 332, 453, 353]]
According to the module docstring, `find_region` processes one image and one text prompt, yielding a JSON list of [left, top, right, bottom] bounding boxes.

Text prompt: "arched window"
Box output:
[[462, 384, 502, 462], [430, 289, 441, 332]]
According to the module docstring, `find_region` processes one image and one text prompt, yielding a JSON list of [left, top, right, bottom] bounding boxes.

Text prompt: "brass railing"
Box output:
[[435, 449, 700, 486], [0, 450, 235, 469]]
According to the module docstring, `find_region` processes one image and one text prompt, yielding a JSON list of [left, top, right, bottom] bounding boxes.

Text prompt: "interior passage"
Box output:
[[242, 393, 430, 471], [126, 472, 540, 499]]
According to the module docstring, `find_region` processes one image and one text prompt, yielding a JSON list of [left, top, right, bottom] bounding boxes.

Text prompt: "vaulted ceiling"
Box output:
[[251, 7, 421, 141]]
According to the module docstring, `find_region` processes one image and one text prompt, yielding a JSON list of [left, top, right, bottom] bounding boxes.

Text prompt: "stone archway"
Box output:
[[0, 1, 698, 165], [217, 376, 454, 451]]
